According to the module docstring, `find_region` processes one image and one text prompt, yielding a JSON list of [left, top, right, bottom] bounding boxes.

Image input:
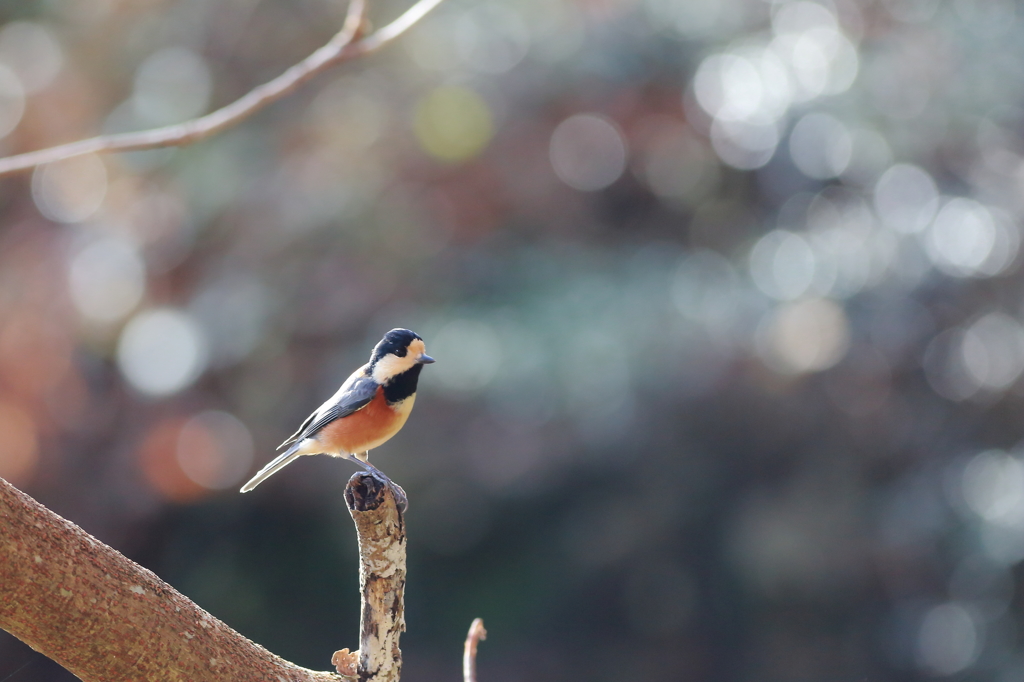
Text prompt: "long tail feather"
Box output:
[[240, 445, 303, 493]]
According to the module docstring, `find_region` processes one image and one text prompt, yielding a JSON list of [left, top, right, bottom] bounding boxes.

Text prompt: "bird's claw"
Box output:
[[353, 460, 408, 513], [389, 480, 408, 514]]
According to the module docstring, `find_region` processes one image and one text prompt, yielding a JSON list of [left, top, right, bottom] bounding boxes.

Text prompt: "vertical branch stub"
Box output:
[[345, 473, 406, 682], [463, 618, 487, 682]]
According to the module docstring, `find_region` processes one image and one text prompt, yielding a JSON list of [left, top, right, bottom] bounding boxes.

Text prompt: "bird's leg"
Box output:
[[348, 453, 408, 513]]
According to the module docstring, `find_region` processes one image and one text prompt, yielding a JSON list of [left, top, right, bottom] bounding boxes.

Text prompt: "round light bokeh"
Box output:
[[789, 112, 852, 179], [549, 114, 627, 191], [924, 198, 999, 278], [414, 85, 494, 163], [710, 118, 779, 170], [132, 47, 212, 126], [749, 230, 816, 301], [117, 308, 208, 397], [960, 313, 1024, 391], [961, 450, 1024, 527], [454, 2, 530, 74], [873, 164, 938, 234], [176, 410, 254, 490], [32, 154, 108, 223], [923, 314, 1024, 401], [690, 1, 859, 171], [756, 298, 851, 374], [0, 21, 63, 93], [68, 239, 146, 324], [915, 603, 982, 675]]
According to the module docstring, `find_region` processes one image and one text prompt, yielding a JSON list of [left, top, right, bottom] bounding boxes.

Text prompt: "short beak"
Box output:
[[417, 353, 436, 364]]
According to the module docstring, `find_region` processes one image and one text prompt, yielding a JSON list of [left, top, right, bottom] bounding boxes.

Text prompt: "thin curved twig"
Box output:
[[0, 0, 446, 178], [462, 618, 487, 682]]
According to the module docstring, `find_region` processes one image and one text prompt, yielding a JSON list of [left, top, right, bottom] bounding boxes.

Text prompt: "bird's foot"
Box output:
[[350, 458, 408, 513]]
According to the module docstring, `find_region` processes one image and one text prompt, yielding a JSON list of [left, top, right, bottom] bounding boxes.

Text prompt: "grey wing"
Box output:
[[277, 369, 378, 449]]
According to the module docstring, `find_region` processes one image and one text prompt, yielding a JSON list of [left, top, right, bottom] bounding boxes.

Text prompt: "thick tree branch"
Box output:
[[0, 0, 446, 178], [341, 473, 407, 682], [0, 476, 345, 682]]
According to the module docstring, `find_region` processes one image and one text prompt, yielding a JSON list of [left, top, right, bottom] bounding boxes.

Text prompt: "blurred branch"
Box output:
[[0, 476, 343, 682], [462, 618, 487, 682], [0, 0, 447, 178], [340, 473, 407, 682]]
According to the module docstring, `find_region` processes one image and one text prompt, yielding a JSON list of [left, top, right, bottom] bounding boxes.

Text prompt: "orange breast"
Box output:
[[314, 387, 403, 455]]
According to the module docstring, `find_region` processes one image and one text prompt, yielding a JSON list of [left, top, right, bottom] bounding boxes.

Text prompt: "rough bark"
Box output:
[[344, 473, 407, 682], [0, 476, 344, 682]]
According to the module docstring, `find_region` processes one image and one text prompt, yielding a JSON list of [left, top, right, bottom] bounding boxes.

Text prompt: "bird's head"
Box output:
[[370, 328, 435, 384]]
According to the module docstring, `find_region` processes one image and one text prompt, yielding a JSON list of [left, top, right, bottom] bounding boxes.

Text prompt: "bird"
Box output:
[[240, 328, 434, 494]]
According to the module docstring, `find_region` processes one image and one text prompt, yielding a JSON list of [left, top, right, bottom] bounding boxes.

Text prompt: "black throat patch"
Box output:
[[383, 363, 423, 404]]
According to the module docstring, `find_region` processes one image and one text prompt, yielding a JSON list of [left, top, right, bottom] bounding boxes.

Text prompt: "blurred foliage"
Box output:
[[2, 0, 1024, 680]]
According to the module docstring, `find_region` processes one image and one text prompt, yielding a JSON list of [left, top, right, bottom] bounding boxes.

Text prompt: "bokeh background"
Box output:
[[1, 0, 1024, 679]]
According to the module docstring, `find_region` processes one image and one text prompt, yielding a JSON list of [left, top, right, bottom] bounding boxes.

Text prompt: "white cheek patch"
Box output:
[[372, 352, 417, 383]]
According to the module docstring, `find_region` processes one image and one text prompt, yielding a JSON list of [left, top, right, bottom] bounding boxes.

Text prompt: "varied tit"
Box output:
[[240, 328, 434, 494]]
